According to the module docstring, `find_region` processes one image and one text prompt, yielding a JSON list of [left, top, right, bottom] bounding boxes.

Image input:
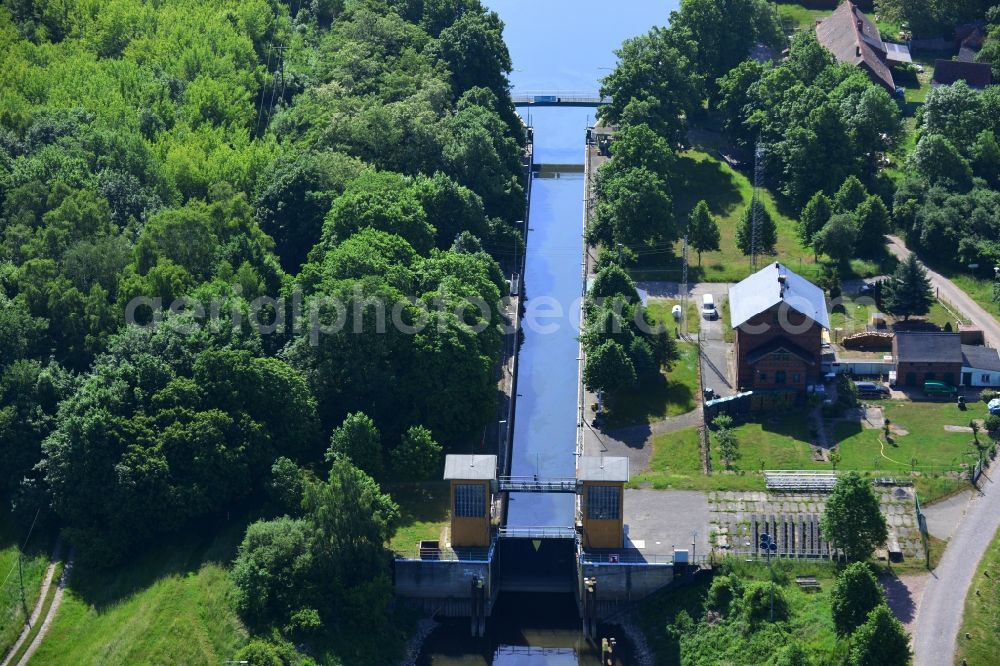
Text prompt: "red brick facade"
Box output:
[[894, 361, 962, 387], [735, 304, 824, 392]]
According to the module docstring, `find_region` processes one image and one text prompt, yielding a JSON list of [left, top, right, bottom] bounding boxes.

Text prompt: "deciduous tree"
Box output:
[[812, 214, 859, 265], [688, 200, 720, 265], [798, 191, 832, 247], [831, 562, 885, 636], [584, 340, 637, 396], [821, 472, 888, 561], [848, 604, 911, 666]]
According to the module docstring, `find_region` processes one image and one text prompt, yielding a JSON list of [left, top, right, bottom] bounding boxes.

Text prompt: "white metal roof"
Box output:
[[578, 456, 629, 482], [728, 262, 830, 330], [443, 454, 497, 480]]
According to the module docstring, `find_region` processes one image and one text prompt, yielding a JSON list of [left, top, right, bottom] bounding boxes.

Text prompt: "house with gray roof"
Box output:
[[892, 332, 963, 388], [729, 263, 829, 395], [815, 1, 910, 92], [961, 344, 1000, 388]]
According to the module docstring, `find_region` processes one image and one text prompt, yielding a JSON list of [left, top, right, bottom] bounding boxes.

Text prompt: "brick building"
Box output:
[[729, 263, 829, 394], [892, 332, 963, 388]]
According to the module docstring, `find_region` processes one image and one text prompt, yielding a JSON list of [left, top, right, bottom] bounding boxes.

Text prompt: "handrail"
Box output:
[[499, 526, 577, 539], [498, 476, 580, 493]]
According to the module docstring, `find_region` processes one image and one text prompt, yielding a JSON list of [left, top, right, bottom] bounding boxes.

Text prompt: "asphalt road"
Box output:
[[886, 236, 1000, 348], [912, 471, 1000, 665], [885, 236, 1000, 663]]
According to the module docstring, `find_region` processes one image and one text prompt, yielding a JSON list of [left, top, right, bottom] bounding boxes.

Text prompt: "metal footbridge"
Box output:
[[498, 476, 580, 493], [511, 91, 610, 107]]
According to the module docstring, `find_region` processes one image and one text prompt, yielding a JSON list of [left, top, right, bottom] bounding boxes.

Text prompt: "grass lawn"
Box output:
[[829, 294, 959, 339], [775, 3, 830, 34], [629, 150, 822, 284], [630, 426, 767, 492], [721, 297, 735, 343], [832, 400, 989, 475], [723, 412, 821, 472], [29, 523, 249, 666], [956, 524, 1000, 665], [0, 512, 50, 657], [603, 342, 700, 428], [639, 557, 842, 665], [387, 482, 450, 554], [936, 268, 1000, 320], [647, 297, 701, 336]]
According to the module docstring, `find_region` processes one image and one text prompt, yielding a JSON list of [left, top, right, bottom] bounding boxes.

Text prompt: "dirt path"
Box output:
[[0, 541, 61, 666], [2, 550, 73, 666], [886, 236, 1000, 348]]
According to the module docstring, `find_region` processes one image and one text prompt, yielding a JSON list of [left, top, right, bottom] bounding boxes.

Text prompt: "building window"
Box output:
[[775, 370, 786, 385], [588, 486, 620, 520], [793, 373, 800, 383], [983, 374, 991, 383], [759, 372, 767, 382], [454, 484, 485, 518]]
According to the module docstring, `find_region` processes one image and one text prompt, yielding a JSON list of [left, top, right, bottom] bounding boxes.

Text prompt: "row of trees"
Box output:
[[798, 176, 891, 264], [581, 264, 678, 400]]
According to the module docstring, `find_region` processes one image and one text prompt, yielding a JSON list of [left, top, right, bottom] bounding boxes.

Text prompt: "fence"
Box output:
[[764, 471, 838, 493], [721, 513, 842, 560]]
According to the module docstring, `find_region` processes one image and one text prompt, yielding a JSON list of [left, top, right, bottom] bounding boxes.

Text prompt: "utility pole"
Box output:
[[759, 532, 777, 621], [272, 43, 290, 91], [681, 234, 689, 338]]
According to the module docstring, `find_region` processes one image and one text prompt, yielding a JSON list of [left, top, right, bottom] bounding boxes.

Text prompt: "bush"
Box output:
[[981, 389, 998, 404], [837, 374, 859, 409], [739, 581, 789, 624], [706, 574, 744, 614]]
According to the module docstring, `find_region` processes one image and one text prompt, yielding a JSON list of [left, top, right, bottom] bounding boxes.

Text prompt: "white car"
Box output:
[[989, 398, 1000, 415]]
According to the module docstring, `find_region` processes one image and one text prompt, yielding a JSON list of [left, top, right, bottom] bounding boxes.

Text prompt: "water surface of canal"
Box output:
[[418, 1, 679, 661]]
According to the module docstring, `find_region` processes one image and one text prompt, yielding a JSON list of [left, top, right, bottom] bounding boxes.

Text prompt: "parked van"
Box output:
[[702, 294, 717, 320], [924, 381, 957, 397]]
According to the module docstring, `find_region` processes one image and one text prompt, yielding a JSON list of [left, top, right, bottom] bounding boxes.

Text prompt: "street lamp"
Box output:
[[758, 532, 778, 621]]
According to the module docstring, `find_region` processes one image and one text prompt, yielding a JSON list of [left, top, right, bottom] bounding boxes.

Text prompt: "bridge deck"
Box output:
[[511, 93, 610, 107], [498, 476, 579, 493], [499, 526, 577, 539]]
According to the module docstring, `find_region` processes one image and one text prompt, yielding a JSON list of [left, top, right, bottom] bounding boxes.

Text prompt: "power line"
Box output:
[[253, 45, 274, 137], [750, 141, 764, 272]]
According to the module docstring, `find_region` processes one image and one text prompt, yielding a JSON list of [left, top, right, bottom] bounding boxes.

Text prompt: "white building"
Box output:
[[961, 345, 1000, 388]]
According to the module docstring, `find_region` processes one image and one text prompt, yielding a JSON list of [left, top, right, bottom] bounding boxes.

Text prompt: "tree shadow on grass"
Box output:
[[66, 512, 252, 611], [386, 482, 449, 531], [673, 154, 744, 220], [604, 376, 695, 431]]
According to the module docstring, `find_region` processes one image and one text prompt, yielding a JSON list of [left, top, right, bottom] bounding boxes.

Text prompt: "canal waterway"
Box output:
[[417, 1, 679, 662]]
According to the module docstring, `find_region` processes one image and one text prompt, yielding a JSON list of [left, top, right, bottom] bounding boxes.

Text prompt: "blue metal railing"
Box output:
[[499, 526, 577, 539], [510, 92, 611, 106], [498, 476, 579, 493]]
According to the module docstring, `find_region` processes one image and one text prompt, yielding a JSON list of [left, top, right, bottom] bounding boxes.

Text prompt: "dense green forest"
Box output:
[[0, 0, 522, 661], [593, 0, 999, 291]]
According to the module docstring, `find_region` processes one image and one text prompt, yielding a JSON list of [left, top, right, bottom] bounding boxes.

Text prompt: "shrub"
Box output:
[[706, 574, 744, 614], [739, 581, 789, 624], [981, 388, 998, 403]]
